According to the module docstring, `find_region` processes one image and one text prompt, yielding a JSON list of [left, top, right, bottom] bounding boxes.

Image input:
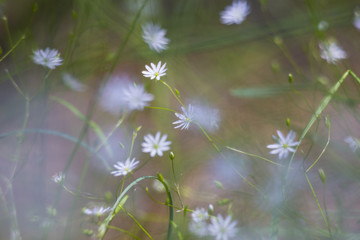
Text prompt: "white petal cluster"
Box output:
[[192, 103, 221, 132], [267, 130, 300, 160], [344, 136, 360, 152], [220, 1, 250, 25], [191, 208, 209, 223], [32, 48, 63, 69], [142, 23, 170, 53], [173, 104, 194, 130], [142, 132, 171, 157], [62, 73, 87, 92], [122, 84, 154, 110], [142, 61, 167, 81], [111, 158, 140, 176], [83, 206, 110, 216], [208, 214, 238, 240], [354, 9, 360, 30], [99, 76, 154, 114], [319, 41, 347, 64]]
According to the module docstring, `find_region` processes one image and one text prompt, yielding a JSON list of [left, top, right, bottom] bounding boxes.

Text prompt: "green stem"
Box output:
[[0, 35, 25, 62], [107, 225, 141, 240], [160, 80, 184, 107]]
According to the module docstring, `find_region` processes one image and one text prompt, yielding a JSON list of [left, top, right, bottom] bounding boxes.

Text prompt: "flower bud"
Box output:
[[318, 168, 326, 183]]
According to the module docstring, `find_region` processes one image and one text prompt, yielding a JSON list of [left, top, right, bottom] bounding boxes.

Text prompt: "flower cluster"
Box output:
[[188, 206, 238, 240]]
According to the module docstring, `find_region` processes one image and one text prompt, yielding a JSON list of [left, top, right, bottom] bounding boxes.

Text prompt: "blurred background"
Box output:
[[0, 0, 360, 239]]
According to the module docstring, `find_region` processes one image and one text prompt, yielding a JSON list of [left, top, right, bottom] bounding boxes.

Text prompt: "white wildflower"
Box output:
[[32, 48, 63, 69], [189, 220, 209, 238], [99, 75, 129, 114], [83, 206, 110, 216], [142, 132, 171, 157], [142, 23, 169, 52], [51, 172, 64, 184], [173, 104, 194, 130], [220, 0, 250, 25], [192, 103, 220, 132], [319, 41, 347, 64], [142, 61, 167, 81], [344, 136, 360, 152], [62, 73, 87, 92], [317, 21, 329, 31], [208, 214, 238, 240], [122, 83, 154, 110], [191, 208, 209, 223], [267, 130, 300, 160], [111, 158, 140, 176]]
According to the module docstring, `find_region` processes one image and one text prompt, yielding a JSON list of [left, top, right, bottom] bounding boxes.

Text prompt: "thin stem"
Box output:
[[145, 106, 178, 113], [160, 80, 184, 106], [107, 225, 141, 240], [323, 181, 334, 239], [306, 120, 331, 173], [120, 206, 154, 240], [0, 35, 25, 62]]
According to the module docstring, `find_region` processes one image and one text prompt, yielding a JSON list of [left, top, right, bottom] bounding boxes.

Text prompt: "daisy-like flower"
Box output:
[[142, 132, 171, 157], [32, 48, 63, 69], [191, 208, 209, 223], [319, 41, 347, 64], [173, 104, 194, 130], [344, 136, 360, 152], [62, 73, 87, 92], [220, 0, 250, 25], [208, 214, 238, 240], [51, 172, 64, 184], [83, 206, 110, 216], [354, 9, 360, 30], [122, 83, 154, 110], [142, 61, 167, 81], [111, 158, 140, 176], [189, 220, 209, 238], [99, 75, 129, 114], [267, 130, 300, 160], [142, 23, 170, 52]]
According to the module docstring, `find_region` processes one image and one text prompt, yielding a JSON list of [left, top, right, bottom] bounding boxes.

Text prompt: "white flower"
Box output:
[[192, 103, 220, 132], [142, 132, 171, 157], [317, 20, 329, 31], [220, 0, 250, 25], [142, 61, 167, 81], [99, 75, 129, 114], [52, 172, 64, 184], [209, 214, 238, 240], [354, 9, 360, 30], [344, 136, 360, 152], [83, 206, 110, 216], [122, 83, 154, 110], [32, 48, 63, 69], [189, 220, 209, 238], [62, 73, 87, 92], [191, 208, 209, 223], [267, 130, 300, 160], [142, 23, 169, 52], [319, 41, 347, 64], [173, 104, 194, 130], [111, 158, 140, 176]]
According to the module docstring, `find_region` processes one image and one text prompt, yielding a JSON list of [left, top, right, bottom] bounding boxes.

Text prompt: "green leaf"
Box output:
[[51, 96, 113, 158], [230, 84, 308, 98]]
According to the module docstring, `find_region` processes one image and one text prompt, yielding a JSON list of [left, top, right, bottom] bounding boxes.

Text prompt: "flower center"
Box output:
[[283, 143, 288, 149], [154, 144, 159, 149], [155, 72, 159, 77]]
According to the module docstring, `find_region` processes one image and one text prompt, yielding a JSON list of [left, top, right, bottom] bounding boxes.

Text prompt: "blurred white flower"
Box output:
[[142, 61, 167, 81], [83, 206, 110, 216], [319, 41, 347, 64], [220, 0, 250, 25], [267, 130, 300, 160], [142, 132, 171, 157], [192, 103, 220, 132], [354, 9, 360, 30], [191, 208, 209, 223], [317, 20, 329, 31], [142, 23, 169, 52], [122, 83, 154, 110], [99, 76, 129, 114], [51, 172, 64, 184], [173, 104, 194, 130], [208, 214, 238, 240], [111, 158, 139, 176], [344, 136, 360, 152], [32, 48, 63, 69], [62, 73, 87, 92], [188, 220, 209, 238]]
